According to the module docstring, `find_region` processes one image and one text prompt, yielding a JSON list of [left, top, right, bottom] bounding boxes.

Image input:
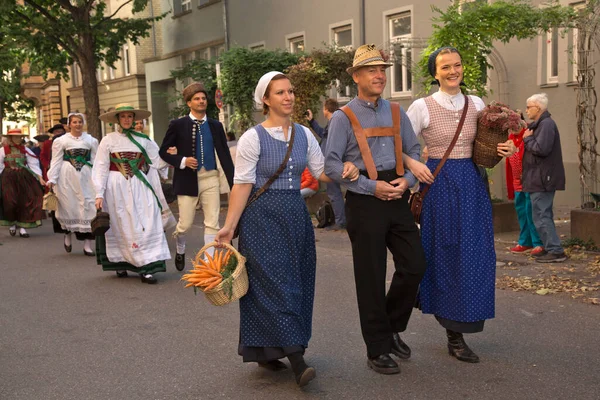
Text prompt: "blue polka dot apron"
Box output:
[[419, 158, 496, 323], [238, 124, 316, 348]]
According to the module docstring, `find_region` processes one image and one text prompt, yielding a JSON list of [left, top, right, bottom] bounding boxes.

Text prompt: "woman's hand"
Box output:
[[497, 140, 517, 157], [95, 198, 103, 210], [215, 226, 234, 245], [46, 181, 54, 190], [342, 161, 360, 181], [406, 157, 434, 184], [39, 177, 46, 186]]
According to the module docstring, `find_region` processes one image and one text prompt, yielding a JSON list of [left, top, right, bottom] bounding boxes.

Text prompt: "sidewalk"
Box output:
[[492, 206, 599, 306]]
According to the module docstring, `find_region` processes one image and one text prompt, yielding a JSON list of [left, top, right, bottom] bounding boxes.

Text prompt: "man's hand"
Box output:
[[166, 146, 177, 155], [497, 140, 517, 157], [185, 157, 198, 169], [522, 129, 533, 139], [305, 109, 313, 121], [342, 162, 359, 181], [374, 180, 405, 201]]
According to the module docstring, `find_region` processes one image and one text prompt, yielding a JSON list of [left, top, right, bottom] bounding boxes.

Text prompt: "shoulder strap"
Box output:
[[420, 94, 469, 198], [390, 102, 405, 176], [341, 105, 378, 180], [245, 123, 297, 208]]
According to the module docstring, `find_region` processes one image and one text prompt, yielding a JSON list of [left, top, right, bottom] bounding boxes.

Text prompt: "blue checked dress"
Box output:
[[237, 124, 317, 361]]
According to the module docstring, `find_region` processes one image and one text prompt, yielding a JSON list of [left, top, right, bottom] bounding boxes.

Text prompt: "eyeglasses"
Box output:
[[525, 105, 538, 110]]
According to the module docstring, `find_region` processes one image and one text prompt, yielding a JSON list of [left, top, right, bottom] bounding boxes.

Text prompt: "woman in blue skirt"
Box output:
[[215, 71, 358, 387], [406, 47, 515, 363]]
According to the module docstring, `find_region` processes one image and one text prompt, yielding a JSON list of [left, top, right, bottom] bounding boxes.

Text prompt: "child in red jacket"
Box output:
[[506, 127, 544, 255]]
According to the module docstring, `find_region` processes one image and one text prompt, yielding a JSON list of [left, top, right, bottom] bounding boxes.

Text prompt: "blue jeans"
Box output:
[[514, 192, 543, 247], [530, 191, 564, 254], [327, 181, 346, 226]]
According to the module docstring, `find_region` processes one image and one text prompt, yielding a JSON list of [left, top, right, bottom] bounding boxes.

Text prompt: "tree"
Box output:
[[0, 29, 35, 125], [416, 0, 576, 97], [167, 58, 219, 120], [0, 0, 165, 139], [220, 47, 300, 132], [572, 0, 600, 207]]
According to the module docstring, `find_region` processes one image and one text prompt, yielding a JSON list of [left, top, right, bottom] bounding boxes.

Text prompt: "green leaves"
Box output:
[[417, 0, 576, 97]]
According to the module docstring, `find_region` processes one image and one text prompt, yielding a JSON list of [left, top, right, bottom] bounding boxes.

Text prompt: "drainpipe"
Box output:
[[222, 0, 229, 50], [150, 0, 157, 57], [359, 0, 365, 45]]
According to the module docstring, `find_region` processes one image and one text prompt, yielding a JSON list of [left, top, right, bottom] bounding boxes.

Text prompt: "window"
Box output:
[[332, 24, 352, 48], [97, 67, 103, 83], [123, 44, 131, 76], [570, 2, 586, 82], [249, 42, 265, 51], [181, 0, 192, 12], [198, 0, 212, 6], [388, 11, 412, 95], [288, 35, 305, 54], [108, 66, 115, 80], [547, 27, 559, 83]]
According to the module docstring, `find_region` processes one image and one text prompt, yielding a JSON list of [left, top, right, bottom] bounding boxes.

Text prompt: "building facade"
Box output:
[[144, 0, 593, 206]]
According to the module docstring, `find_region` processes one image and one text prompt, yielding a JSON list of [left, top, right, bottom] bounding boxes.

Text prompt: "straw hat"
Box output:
[[2, 128, 27, 136], [99, 103, 151, 124], [346, 44, 393, 75]]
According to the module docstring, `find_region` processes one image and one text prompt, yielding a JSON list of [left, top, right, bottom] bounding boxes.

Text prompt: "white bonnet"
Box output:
[[67, 112, 86, 126], [254, 71, 285, 106]]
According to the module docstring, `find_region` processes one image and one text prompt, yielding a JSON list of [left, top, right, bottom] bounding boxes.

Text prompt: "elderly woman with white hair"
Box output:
[[46, 112, 98, 255], [522, 93, 566, 263], [215, 72, 359, 387]]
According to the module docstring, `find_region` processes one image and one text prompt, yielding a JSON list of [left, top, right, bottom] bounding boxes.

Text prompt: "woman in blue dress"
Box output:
[[406, 47, 515, 363], [215, 71, 358, 387]]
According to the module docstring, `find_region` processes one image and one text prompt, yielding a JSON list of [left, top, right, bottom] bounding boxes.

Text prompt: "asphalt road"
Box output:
[[1, 219, 599, 400]]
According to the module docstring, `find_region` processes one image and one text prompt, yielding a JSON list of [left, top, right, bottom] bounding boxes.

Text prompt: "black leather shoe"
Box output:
[[64, 243, 72, 253], [116, 271, 128, 278], [175, 253, 185, 271], [257, 360, 288, 371], [391, 332, 411, 360], [367, 354, 400, 375], [447, 330, 480, 363], [19, 232, 30, 238], [83, 250, 95, 257], [140, 274, 157, 284]]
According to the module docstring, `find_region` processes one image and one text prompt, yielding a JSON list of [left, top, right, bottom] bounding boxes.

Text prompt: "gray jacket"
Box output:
[[522, 110, 566, 192]]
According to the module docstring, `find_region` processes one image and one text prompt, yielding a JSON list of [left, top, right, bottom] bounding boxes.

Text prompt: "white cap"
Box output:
[[253, 71, 284, 107]]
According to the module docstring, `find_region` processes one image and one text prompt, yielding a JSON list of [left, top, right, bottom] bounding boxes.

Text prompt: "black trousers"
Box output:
[[345, 180, 426, 358]]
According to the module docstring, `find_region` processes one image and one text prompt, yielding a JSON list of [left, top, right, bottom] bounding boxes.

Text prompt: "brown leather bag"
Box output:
[[91, 208, 111, 236], [409, 94, 469, 224]]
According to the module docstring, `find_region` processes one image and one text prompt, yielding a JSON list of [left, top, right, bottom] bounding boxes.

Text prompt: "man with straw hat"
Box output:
[[0, 128, 45, 238], [159, 82, 234, 271], [93, 104, 171, 284], [324, 44, 426, 375]]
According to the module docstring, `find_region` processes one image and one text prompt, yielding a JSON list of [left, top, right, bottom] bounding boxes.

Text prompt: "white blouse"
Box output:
[[407, 90, 485, 136], [234, 125, 324, 185]]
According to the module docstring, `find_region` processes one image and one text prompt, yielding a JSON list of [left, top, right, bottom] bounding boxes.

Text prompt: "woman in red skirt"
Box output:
[[0, 128, 45, 237]]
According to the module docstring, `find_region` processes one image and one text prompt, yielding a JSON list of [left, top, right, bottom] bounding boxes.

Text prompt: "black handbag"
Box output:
[[91, 208, 110, 236]]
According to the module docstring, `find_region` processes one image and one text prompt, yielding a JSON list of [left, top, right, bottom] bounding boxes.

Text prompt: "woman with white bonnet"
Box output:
[[46, 112, 98, 255], [215, 72, 359, 387]]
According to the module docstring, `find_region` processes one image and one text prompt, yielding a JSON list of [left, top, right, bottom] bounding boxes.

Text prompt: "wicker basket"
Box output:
[[198, 242, 248, 306], [472, 123, 507, 168], [42, 190, 58, 211]]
